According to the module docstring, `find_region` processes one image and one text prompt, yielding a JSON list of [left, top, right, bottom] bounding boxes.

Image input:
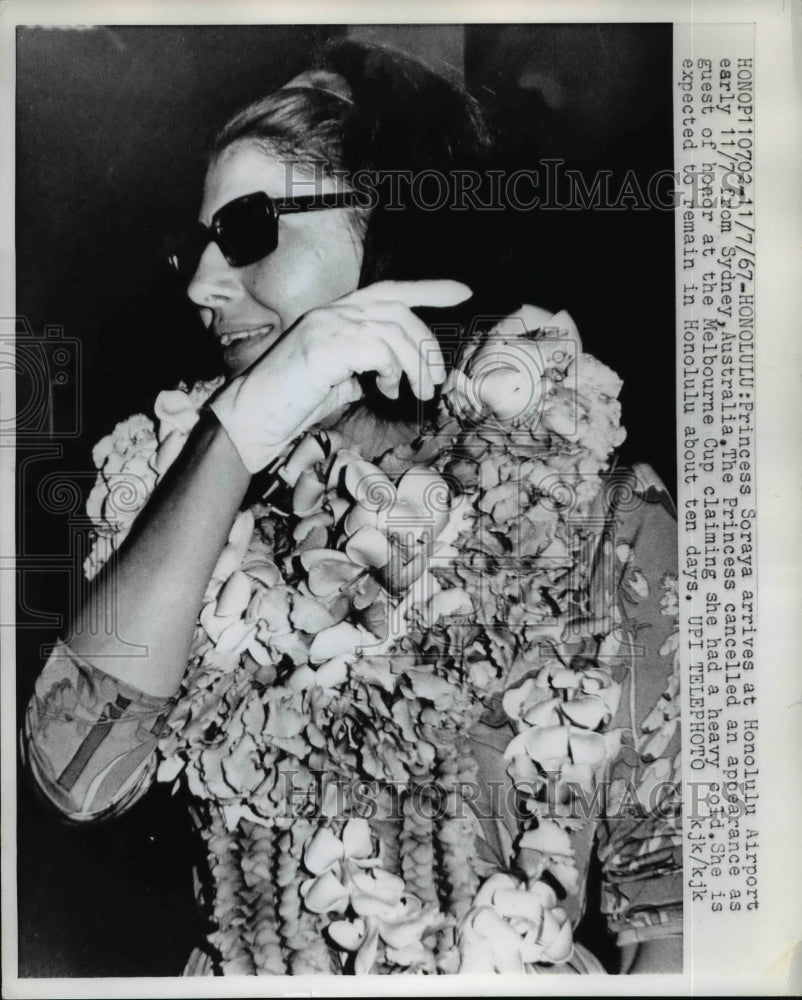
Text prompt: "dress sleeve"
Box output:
[[596, 464, 683, 946], [23, 640, 173, 822], [22, 386, 223, 822]]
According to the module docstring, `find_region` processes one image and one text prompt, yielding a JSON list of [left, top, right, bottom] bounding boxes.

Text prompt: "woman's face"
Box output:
[[188, 141, 364, 377]]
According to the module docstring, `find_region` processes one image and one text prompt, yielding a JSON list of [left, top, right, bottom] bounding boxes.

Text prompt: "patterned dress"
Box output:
[[23, 358, 682, 975]]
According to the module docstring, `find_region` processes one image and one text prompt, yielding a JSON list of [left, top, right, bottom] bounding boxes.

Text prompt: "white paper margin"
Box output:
[[1, 1, 800, 997]]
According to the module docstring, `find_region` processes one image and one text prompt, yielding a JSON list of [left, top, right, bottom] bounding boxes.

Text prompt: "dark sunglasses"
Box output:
[[164, 190, 364, 281]]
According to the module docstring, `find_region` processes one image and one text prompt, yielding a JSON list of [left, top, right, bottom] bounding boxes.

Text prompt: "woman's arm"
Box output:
[[24, 279, 466, 819], [69, 411, 250, 698], [67, 279, 463, 697], [22, 412, 251, 820]]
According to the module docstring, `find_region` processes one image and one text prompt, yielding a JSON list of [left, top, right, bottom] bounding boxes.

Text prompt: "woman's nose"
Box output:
[[186, 241, 240, 308]]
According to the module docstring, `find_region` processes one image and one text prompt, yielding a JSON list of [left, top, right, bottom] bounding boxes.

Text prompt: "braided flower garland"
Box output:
[[85, 309, 634, 975]]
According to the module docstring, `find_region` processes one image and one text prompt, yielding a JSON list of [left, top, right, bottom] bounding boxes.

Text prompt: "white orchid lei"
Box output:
[[85, 309, 634, 975]]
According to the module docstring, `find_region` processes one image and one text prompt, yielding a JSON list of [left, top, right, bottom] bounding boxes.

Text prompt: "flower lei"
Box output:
[[86, 309, 633, 975]]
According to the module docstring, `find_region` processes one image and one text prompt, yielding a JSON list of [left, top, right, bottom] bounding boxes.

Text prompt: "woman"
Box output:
[[23, 40, 682, 975]]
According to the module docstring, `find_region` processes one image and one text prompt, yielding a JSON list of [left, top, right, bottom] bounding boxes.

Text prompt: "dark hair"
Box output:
[[213, 40, 526, 324]]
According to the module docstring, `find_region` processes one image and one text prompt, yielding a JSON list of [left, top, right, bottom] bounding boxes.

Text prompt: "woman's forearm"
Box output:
[[68, 411, 251, 698]]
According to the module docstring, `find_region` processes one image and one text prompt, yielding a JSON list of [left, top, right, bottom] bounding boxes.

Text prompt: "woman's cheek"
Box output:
[[244, 222, 362, 331]]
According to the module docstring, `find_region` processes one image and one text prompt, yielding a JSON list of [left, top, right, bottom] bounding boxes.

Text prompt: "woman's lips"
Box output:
[[216, 323, 275, 347], [214, 323, 278, 373]]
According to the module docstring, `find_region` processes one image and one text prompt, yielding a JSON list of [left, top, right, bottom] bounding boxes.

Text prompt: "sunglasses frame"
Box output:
[[165, 189, 364, 277]]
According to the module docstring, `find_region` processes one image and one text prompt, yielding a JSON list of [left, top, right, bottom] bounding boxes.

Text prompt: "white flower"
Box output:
[[457, 873, 573, 971], [444, 309, 582, 430], [154, 378, 222, 440], [302, 821, 440, 973]]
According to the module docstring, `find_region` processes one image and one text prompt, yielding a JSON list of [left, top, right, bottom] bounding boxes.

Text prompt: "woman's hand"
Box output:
[[209, 279, 472, 473]]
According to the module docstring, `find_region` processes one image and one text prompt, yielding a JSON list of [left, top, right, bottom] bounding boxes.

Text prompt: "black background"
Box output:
[[15, 23, 674, 976]]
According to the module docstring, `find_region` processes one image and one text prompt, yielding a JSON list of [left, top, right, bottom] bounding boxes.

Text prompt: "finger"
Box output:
[[356, 279, 473, 310], [366, 322, 434, 401], [374, 303, 447, 385], [379, 323, 436, 401], [302, 374, 363, 429], [374, 373, 401, 399], [341, 321, 434, 402], [313, 296, 447, 388], [303, 302, 442, 401], [333, 374, 364, 410]]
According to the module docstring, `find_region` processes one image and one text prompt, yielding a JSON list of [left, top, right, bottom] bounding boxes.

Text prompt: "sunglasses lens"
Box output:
[[217, 194, 278, 267], [163, 224, 208, 282], [163, 194, 279, 281]]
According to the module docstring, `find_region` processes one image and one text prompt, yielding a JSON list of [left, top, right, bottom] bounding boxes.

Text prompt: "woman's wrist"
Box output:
[[205, 368, 352, 475], [206, 372, 297, 474], [192, 403, 253, 483]]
